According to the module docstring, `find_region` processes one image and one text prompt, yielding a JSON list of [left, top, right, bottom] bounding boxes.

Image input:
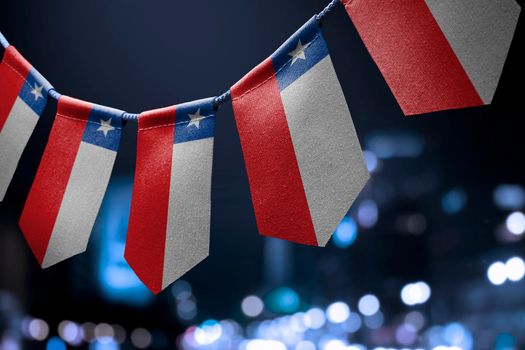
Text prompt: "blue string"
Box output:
[[213, 90, 231, 109], [122, 112, 139, 121], [0, 0, 338, 121], [0, 31, 9, 49], [316, 0, 339, 23], [48, 89, 61, 101]]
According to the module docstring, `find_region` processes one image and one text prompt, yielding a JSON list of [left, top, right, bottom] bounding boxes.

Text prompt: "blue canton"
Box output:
[[272, 17, 330, 92], [82, 104, 123, 152], [174, 97, 215, 144], [19, 68, 53, 115]]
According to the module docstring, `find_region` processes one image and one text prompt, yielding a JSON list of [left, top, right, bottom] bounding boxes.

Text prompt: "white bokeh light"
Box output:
[[247, 339, 286, 350], [326, 302, 350, 324], [506, 212, 525, 235], [357, 294, 380, 316], [304, 308, 326, 329], [295, 340, 316, 350], [28, 319, 49, 341], [487, 261, 507, 285], [506, 257, 525, 282], [322, 339, 347, 350], [241, 295, 264, 317], [401, 282, 431, 305]]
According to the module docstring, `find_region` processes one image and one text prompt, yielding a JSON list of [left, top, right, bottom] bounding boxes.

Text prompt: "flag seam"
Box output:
[[56, 113, 123, 130], [231, 33, 323, 102], [138, 116, 214, 132]]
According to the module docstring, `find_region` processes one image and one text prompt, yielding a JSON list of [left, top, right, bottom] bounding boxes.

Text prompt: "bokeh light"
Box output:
[[493, 185, 525, 210], [266, 287, 301, 314], [295, 340, 316, 350], [194, 319, 222, 345], [46, 337, 66, 350], [357, 294, 380, 316], [401, 282, 431, 305], [357, 200, 379, 228], [441, 189, 467, 214], [28, 319, 49, 341], [326, 302, 350, 324], [304, 308, 326, 329], [363, 150, 378, 172], [506, 212, 525, 235], [505, 257, 525, 282], [242, 295, 264, 318], [487, 261, 507, 285], [130, 328, 151, 349], [332, 217, 358, 249]]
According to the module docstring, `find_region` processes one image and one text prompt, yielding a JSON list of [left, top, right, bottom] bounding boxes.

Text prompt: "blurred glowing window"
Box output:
[[95, 178, 152, 306]]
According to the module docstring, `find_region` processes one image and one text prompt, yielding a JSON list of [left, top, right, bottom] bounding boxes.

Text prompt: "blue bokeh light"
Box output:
[[495, 333, 516, 350], [366, 132, 424, 159], [441, 189, 467, 214], [266, 287, 300, 314], [494, 184, 525, 210], [46, 337, 66, 350], [333, 217, 358, 249], [89, 340, 119, 350]]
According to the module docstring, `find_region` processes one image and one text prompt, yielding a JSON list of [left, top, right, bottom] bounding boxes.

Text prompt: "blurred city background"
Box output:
[[0, 1, 523, 349]]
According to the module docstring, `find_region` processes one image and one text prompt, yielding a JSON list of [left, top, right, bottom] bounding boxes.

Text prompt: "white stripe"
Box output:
[[42, 142, 117, 268], [280, 56, 369, 246], [0, 97, 39, 201], [162, 137, 214, 290], [425, 0, 521, 103]]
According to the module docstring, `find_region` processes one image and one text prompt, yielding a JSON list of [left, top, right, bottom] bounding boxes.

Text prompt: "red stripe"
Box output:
[[125, 106, 176, 294], [0, 46, 31, 131], [231, 58, 318, 246], [19, 96, 91, 265], [342, 0, 483, 115]]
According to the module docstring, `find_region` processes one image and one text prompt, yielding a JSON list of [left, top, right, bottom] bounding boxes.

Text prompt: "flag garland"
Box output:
[[0, 0, 520, 293]]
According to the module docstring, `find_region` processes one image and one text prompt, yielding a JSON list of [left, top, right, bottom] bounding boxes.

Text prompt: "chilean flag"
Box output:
[[231, 17, 369, 247], [0, 46, 52, 201], [125, 98, 215, 294], [341, 0, 521, 115], [19, 96, 123, 268]]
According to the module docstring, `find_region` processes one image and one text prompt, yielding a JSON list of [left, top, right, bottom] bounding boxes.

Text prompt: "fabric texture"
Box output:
[[125, 98, 216, 294], [19, 95, 123, 268], [0, 46, 52, 200], [341, 0, 520, 115], [231, 17, 369, 247]]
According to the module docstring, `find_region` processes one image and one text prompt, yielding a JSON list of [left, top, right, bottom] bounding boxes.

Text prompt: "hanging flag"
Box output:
[[231, 17, 369, 247], [341, 0, 521, 115], [0, 46, 52, 201], [19, 96, 123, 268], [125, 98, 215, 294]]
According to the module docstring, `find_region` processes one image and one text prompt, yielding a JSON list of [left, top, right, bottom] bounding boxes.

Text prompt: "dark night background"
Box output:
[[0, 1, 524, 349]]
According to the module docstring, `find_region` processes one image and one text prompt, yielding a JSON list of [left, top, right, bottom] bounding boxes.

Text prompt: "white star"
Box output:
[[288, 40, 311, 65], [188, 109, 206, 129], [97, 118, 115, 137], [30, 83, 44, 101]]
